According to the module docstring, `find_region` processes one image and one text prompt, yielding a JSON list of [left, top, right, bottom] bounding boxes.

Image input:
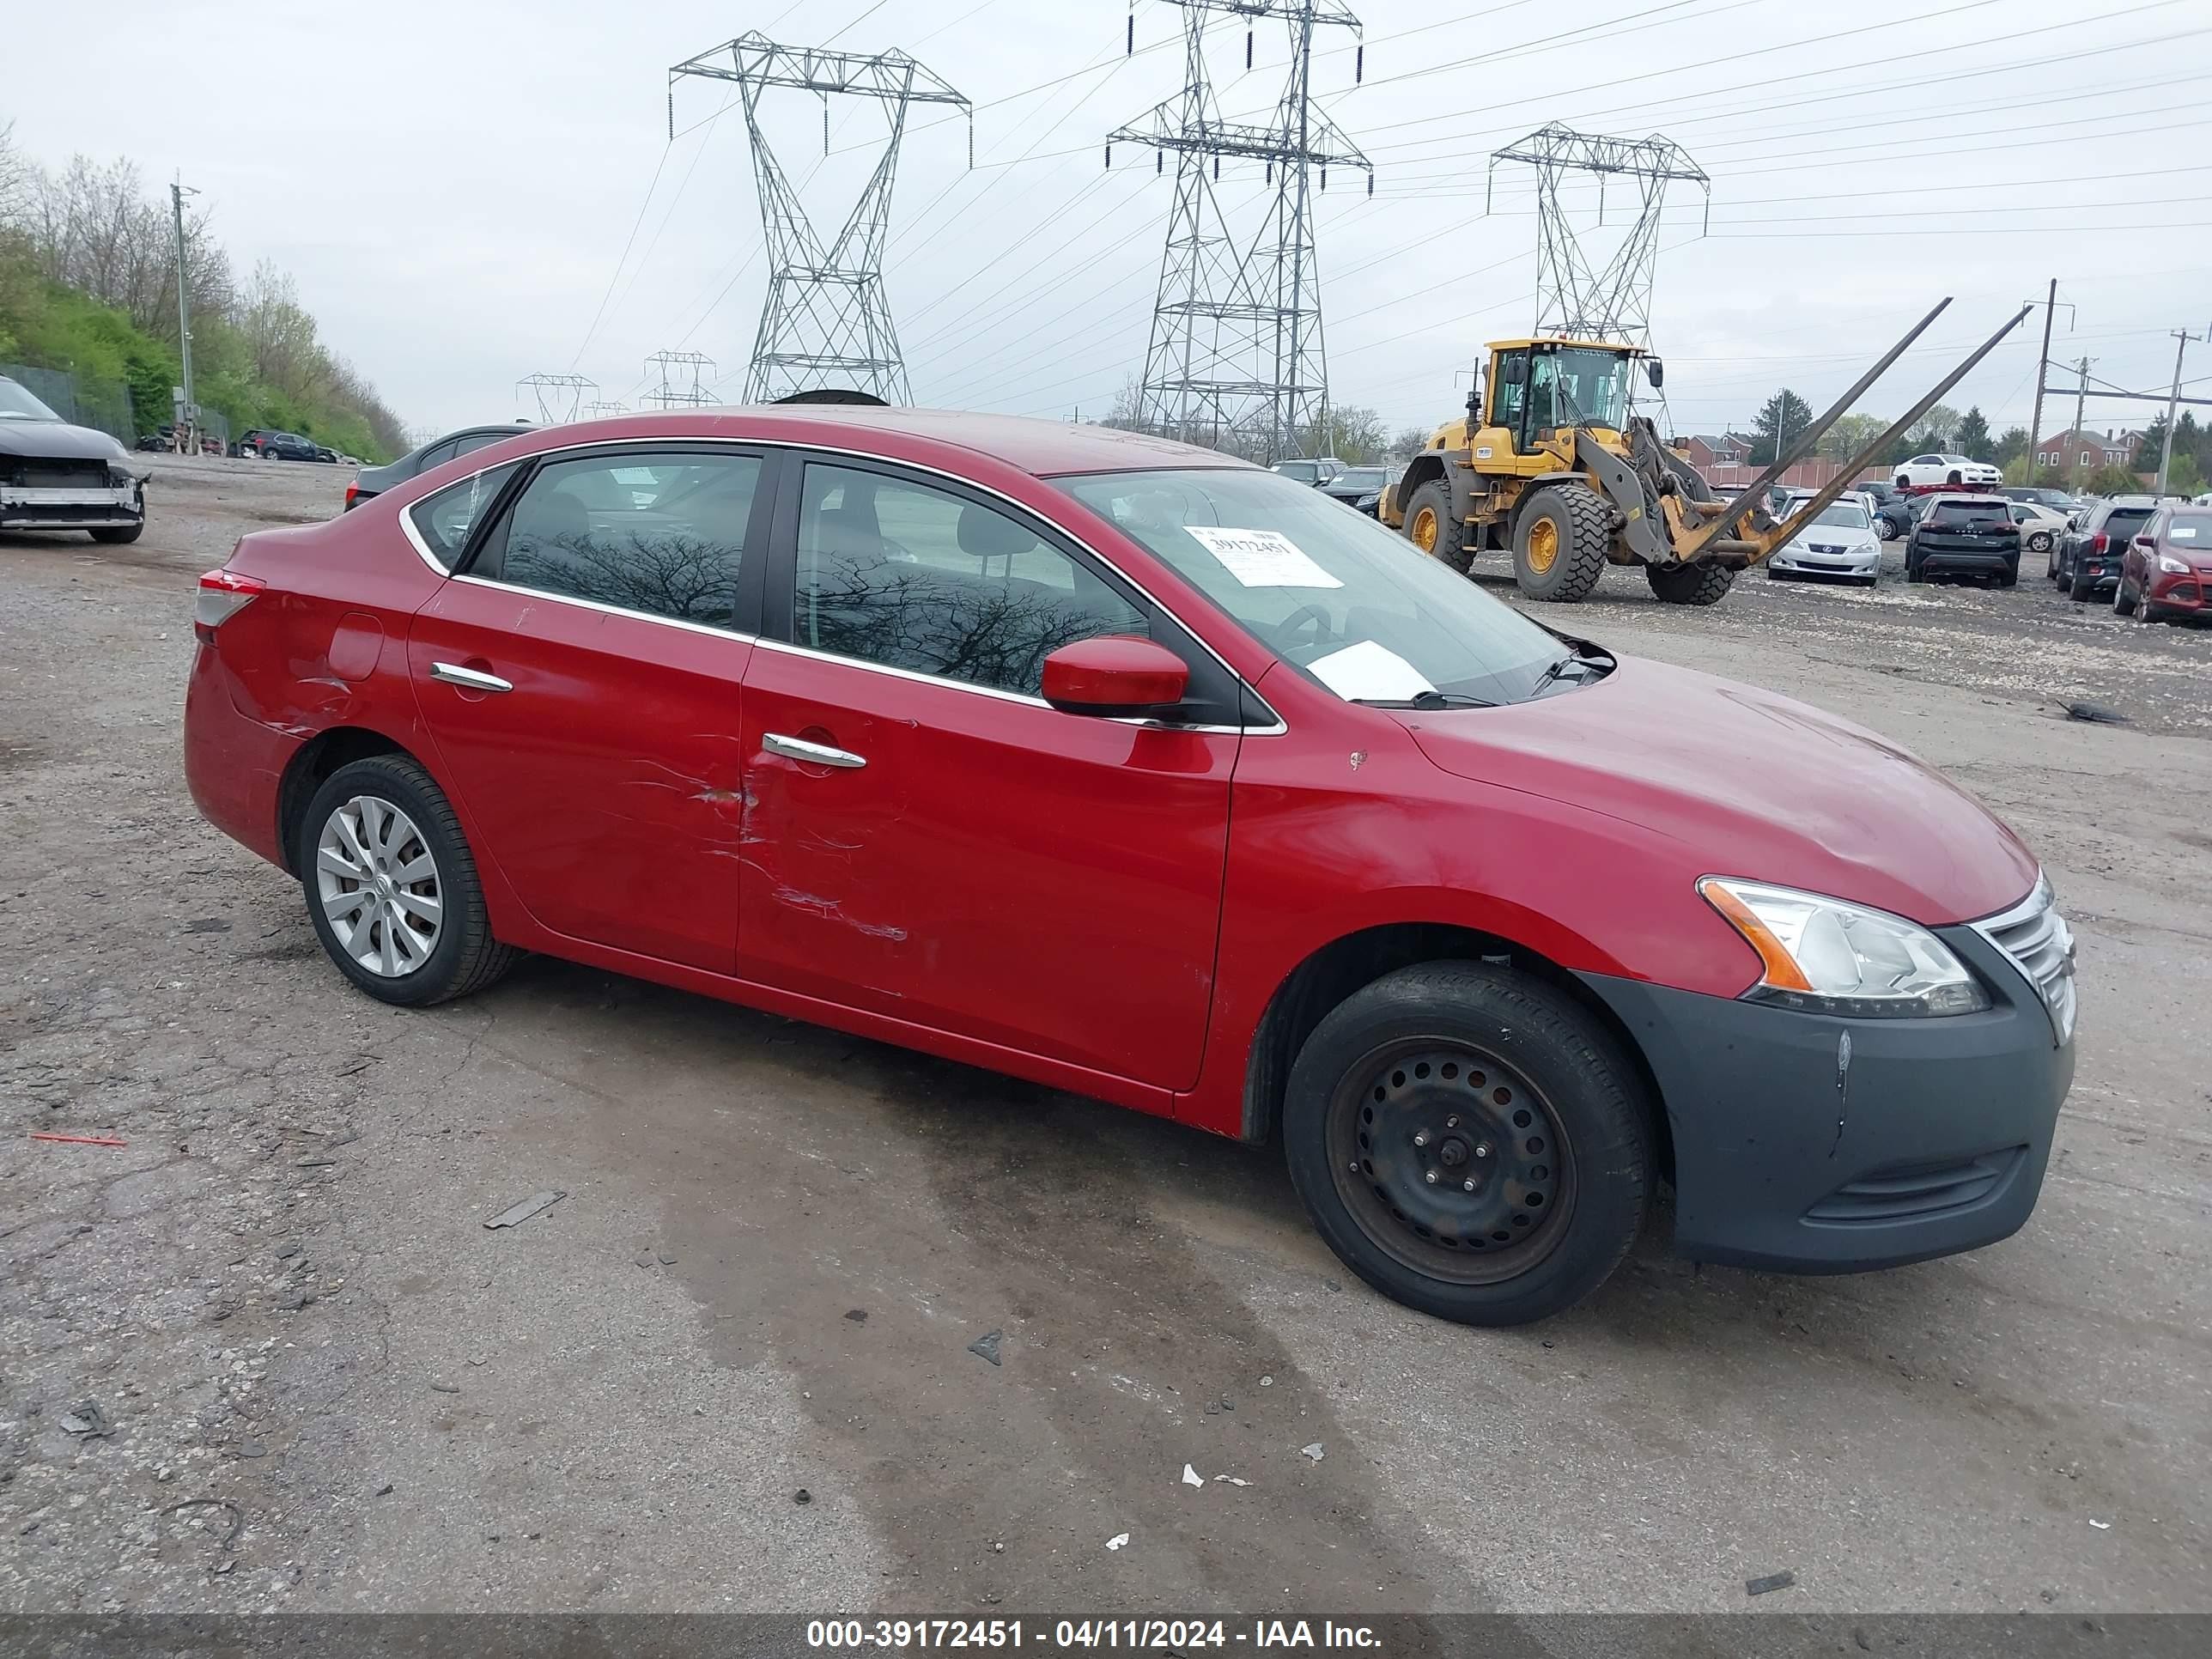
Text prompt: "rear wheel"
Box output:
[[1510, 483, 1609, 602], [88, 523, 143, 545], [1400, 480, 1467, 572], [299, 755, 520, 1006], [1282, 961, 1653, 1327], [1645, 561, 1735, 605], [2068, 567, 2100, 602]]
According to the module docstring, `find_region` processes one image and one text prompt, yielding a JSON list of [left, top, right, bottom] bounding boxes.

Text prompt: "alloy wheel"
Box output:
[[315, 794, 443, 977], [1328, 1039, 1575, 1285]]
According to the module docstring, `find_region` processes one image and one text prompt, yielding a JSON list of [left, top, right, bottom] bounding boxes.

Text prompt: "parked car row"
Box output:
[[1270, 455, 1405, 520]]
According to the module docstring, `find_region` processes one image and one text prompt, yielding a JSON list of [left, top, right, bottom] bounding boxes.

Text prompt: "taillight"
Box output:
[[2088, 533, 2107, 555], [343, 482, 358, 509], [195, 568, 264, 642]]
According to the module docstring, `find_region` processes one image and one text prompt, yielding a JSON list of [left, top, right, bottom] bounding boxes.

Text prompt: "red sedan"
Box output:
[[2115, 503, 2212, 623], [184, 409, 2077, 1325]]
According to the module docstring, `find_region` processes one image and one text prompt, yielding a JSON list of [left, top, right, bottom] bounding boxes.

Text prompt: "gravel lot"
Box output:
[[2, 453, 2206, 1617]]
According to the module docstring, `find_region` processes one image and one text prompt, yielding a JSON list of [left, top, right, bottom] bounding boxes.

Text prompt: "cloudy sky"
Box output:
[[14, 0, 2210, 443]]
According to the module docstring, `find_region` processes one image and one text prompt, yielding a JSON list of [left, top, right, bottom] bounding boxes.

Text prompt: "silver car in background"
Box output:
[[1766, 500, 1883, 586]]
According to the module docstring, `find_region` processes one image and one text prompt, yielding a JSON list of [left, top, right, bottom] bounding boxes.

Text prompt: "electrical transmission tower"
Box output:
[[516, 373, 598, 424], [1113, 1, 1370, 464], [643, 350, 717, 408], [670, 33, 969, 405], [1486, 124, 1708, 346], [582, 400, 631, 419]]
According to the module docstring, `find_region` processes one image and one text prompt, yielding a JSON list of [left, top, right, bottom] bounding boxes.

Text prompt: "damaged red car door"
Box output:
[[733, 458, 1237, 1091], [405, 447, 769, 972]]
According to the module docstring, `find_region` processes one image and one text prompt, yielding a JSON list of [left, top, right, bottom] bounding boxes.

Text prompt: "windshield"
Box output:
[[1547, 347, 1633, 429], [1057, 468, 1575, 706], [1930, 501, 2008, 525], [1337, 467, 1387, 489], [1812, 504, 1870, 529], [0, 378, 62, 422]]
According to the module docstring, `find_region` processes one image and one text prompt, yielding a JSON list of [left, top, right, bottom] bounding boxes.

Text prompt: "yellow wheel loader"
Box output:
[[1378, 299, 2030, 605]]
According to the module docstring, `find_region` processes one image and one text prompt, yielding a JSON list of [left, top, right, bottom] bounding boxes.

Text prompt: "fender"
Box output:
[[1389, 448, 1474, 528]]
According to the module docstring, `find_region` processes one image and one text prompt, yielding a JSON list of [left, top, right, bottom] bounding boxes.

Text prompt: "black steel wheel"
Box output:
[[1326, 1040, 1574, 1286], [1283, 961, 1652, 1327]]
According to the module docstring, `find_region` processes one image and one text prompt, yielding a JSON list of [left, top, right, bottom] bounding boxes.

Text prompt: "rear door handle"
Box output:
[[430, 661, 514, 694], [763, 732, 865, 769]]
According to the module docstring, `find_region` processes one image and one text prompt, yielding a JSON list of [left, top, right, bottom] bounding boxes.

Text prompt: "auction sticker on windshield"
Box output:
[[1185, 526, 1342, 588]]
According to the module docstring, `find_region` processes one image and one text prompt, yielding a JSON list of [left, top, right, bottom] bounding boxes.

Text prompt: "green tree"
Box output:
[[1905, 402, 1960, 453], [1750, 387, 1815, 465], [1391, 423, 1435, 458], [2082, 461, 2140, 495], [2166, 450, 2206, 495], [1993, 425, 2030, 469], [1816, 411, 1886, 463], [1954, 405, 1991, 459]]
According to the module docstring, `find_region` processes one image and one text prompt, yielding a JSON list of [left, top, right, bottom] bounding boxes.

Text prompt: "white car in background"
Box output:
[[1893, 453, 2002, 488], [1766, 500, 1884, 586], [2004, 500, 2069, 557]]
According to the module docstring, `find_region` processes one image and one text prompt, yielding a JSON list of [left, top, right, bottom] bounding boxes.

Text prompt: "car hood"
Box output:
[[1400, 656, 2038, 927], [0, 418, 129, 463], [1789, 529, 1880, 550]]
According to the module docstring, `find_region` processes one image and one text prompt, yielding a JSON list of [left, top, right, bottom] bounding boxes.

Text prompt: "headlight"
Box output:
[[2156, 553, 2189, 574], [1698, 877, 1990, 1018]]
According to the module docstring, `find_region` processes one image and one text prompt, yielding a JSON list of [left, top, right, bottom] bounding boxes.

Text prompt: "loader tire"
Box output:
[[1512, 483, 1609, 603], [1644, 561, 1736, 606], [1401, 480, 1468, 572]]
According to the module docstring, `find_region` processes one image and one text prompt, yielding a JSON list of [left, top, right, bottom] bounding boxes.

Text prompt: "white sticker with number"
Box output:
[[1185, 526, 1343, 588]]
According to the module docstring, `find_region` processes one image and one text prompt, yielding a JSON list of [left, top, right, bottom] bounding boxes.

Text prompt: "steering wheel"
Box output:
[[1273, 603, 1334, 651]]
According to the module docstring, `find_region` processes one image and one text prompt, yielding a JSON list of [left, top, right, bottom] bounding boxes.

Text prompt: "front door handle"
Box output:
[[763, 732, 865, 769], [430, 661, 514, 694]]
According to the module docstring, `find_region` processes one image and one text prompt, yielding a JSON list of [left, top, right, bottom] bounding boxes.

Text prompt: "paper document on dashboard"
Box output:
[[1307, 641, 1437, 702]]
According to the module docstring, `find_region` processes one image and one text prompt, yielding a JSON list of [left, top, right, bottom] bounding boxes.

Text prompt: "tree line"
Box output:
[[0, 122, 404, 460]]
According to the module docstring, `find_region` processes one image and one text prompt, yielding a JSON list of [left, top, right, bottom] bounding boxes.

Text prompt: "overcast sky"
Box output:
[[13, 0, 2210, 443]]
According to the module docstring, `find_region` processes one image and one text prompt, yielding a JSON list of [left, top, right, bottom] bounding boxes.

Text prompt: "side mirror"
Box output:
[[1042, 635, 1189, 717], [1644, 358, 1665, 390]]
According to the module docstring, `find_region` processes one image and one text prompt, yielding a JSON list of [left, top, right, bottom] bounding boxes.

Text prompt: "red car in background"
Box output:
[[2114, 503, 2212, 623], [183, 409, 2077, 1326]]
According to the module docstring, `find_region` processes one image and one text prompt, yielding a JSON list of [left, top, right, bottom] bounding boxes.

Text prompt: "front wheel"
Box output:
[[1282, 961, 1653, 1327], [1511, 483, 1610, 602], [2114, 579, 2137, 617], [1400, 480, 1466, 572], [1644, 561, 1735, 605], [299, 754, 520, 1006], [89, 522, 143, 544]]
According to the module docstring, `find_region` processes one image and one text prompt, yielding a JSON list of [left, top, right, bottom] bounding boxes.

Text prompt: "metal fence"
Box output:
[[0, 361, 135, 445]]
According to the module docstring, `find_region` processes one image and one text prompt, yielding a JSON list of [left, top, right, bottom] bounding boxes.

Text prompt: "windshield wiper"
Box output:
[[1352, 690, 1498, 710], [1532, 650, 1611, 693]]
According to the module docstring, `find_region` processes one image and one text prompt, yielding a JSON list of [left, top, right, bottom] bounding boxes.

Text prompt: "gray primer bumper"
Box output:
[[1578, 927, 2073, 1273]]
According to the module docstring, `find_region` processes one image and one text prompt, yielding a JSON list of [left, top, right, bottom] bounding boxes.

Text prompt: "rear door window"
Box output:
[[471, 450, 763, 629], [409, 462, 522, 570], [1929, 501, 2008, 525]]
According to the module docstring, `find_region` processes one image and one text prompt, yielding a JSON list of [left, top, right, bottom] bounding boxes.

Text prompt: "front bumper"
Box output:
[[1579, 924, 2072, 1273], [2145, 570, 2209, 615], [1770, 544, 1881, 578], [0, 482, 144, 530]]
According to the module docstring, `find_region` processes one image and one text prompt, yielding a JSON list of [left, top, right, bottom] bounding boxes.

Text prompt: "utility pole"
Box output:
[[2154, 326, 2204, 497], [2022, 278, 2075, 484], [169, 177, 199, 451], [2068, 356, 2093, 489]]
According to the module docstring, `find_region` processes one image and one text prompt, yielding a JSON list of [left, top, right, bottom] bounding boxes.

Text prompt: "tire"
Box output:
[[2068, 568, 2099, 602], [1400, 480, 1467, 572], [2027, 530, 2053, 555], [1510, 483, 1609, 602], [298, 754, 520, 1006], [1998, 561, 2017, 589], [1644, 561, 1735, 605], [2114, 579, 2137, 617], [2048, 543, 2063, 581], [1905, 553, 1925, 582], [1281, 961, 1653, 1328], [1893, 474, 1911, 490], [1947, 471, 1963, 485], [88, 522, 143, 544]]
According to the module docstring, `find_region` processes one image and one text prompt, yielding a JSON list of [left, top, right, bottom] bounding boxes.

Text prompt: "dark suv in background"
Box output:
[[1905, 495, 2021, 586], [236, 429, 320, 461], [2054, 497, 2159, 600]]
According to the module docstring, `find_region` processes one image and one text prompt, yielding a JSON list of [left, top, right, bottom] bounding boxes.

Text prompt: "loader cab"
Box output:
[[1485, 339, 1637, 458]]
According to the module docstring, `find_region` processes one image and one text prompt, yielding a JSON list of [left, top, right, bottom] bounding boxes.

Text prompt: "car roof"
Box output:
[[479, 406, 1253, 477]]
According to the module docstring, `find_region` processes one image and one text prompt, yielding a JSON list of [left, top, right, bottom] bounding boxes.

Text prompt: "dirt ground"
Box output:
[[1, 452, 2206, 1618]]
